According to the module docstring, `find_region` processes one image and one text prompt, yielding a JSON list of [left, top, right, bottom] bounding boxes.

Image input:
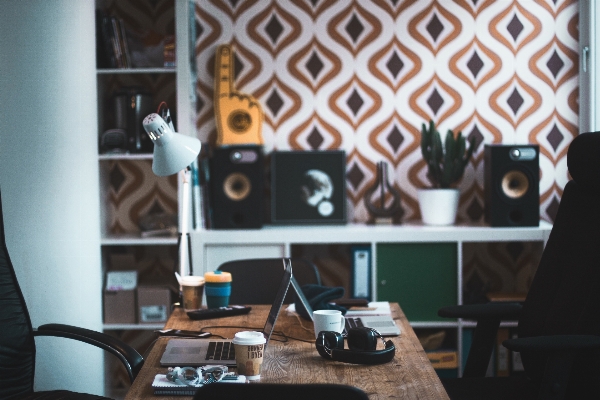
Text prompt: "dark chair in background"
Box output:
[[0, 191, 144, 400], [193, 383, 369, 400], [438, 132, 600, 399], [217, 258, 321, 304]]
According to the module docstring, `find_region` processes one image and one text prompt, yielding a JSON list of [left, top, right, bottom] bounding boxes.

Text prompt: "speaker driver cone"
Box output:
[[501, 170, 529, 199], [223, 172, 251, 201]]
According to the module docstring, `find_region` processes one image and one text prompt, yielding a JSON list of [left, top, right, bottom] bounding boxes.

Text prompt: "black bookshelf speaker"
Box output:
[[208, 145, 264, 229], [484, 144, 539, 227]]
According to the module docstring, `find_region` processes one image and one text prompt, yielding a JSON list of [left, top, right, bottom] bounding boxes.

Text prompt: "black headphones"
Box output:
[[315, 327, 395, 365]]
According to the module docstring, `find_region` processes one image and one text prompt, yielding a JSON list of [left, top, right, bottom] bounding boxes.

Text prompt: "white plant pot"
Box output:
[[418, 189, 460, 226]]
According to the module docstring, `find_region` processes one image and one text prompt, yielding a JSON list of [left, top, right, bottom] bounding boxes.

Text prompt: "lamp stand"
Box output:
[[177, 168, 193, 277]]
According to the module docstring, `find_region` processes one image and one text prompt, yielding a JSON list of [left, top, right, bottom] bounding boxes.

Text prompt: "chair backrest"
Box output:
[[0, 191, 36, 398], [517, 132, 600, 394], [193, 383, 369, 400], [217, 258, 321, 304]]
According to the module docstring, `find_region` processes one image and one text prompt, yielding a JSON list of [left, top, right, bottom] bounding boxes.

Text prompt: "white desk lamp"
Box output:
[[143, 112, 201, 279]]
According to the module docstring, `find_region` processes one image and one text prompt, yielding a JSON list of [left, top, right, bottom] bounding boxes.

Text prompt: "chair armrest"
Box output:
[[438, 302, 522, 320], [34, 323, 144, 382], [503, 334, 600, 352], [502, 335, 600, 400]]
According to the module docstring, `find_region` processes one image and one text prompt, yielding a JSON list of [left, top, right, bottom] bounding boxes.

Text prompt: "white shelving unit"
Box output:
[[96, 0, 192, 330], [191, 222, 552, 286], [190, 222, 552, 375]]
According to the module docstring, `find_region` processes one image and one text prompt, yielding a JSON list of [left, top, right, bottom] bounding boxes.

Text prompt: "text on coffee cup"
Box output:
[[246, 344, 264, 359]]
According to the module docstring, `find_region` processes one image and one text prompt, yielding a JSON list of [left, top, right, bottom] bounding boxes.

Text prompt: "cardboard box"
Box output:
[[104, 270, 137, 324], [103, 289, 136, 324], [137, 286, 171, 324], [427, 350, 458, 369]]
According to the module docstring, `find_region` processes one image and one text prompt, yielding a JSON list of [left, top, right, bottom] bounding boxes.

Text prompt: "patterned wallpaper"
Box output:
[[193, 0, 579, 224], [99, 0, 578, 301]]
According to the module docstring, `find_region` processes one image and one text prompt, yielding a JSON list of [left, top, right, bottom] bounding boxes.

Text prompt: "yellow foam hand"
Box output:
[[214, 44, 264, 146]]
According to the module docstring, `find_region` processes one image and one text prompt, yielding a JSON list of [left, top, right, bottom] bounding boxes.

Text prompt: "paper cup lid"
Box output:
[[180, 276, 205, 286], [204, 271, 232, 283], [232, 331, 266, 345]]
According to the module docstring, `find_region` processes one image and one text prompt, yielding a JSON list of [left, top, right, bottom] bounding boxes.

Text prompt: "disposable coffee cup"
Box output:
[[232, 331, 266, 380], [180, 275, 205, 311], [313, 309, 345, 338], [204, 271, 232, 308]]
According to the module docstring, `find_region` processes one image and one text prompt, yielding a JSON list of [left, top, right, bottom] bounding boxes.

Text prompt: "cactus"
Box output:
[[420, 120, 476, 189]]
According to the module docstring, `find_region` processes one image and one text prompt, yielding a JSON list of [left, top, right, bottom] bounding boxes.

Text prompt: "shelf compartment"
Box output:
[[377, 242, 458, 322], [291, 243, 370, 299], [462, 241, 544, 305], [99, 159, 178, 238]]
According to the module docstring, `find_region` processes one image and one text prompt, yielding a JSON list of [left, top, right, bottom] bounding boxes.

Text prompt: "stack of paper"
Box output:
[[345, 301, 392, 316]]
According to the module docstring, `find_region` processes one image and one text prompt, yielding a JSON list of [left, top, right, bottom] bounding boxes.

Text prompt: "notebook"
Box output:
[[291, 282, 401, 336], [160, 259, 292, 367], [344, 302, 401, 336]]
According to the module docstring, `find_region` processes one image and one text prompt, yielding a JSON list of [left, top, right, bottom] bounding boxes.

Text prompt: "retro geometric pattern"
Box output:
[[104, 160, 178, 234], [194, 0, 578, 224]]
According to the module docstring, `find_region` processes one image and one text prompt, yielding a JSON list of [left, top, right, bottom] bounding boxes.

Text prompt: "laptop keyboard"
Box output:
[[345, 318, 365, 330], [205, 341, 236, 361]]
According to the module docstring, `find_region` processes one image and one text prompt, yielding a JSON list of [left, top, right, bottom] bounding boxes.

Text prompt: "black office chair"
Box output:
[[438, 132, 600, 400], [217, 258, 321, 304], [0, 191, 144, 400], [193, 383, 369, 399]]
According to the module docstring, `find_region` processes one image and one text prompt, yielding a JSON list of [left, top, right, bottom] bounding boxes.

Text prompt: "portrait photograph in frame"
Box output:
[[271, 150, 347, 224]]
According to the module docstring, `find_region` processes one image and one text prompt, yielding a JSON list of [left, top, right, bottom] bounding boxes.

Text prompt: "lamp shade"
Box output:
[[142, 113, 201, 176]]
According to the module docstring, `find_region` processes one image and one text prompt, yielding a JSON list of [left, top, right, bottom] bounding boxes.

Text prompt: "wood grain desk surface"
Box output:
[[124, 303, 449, 399]]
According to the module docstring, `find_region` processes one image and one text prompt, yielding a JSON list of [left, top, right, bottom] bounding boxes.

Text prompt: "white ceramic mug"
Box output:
[[313, 310, 345, 338]]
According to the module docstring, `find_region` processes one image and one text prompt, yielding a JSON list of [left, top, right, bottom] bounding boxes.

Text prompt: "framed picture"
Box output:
[[271, 150, 346, 224]]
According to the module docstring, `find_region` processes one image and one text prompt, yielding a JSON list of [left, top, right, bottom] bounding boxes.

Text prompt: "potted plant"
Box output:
[[418, 120, 476, 225]]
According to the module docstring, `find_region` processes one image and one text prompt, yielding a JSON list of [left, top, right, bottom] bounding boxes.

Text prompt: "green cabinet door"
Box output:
[[377, 243, 457, 322]]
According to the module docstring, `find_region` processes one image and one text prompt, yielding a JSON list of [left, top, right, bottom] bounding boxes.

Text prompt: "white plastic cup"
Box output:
[[313, 310, 345, 338], [232, 331, 266, 380]]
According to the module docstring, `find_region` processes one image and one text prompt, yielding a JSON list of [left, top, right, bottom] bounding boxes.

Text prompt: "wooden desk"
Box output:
[[125, 304, 449, 399]]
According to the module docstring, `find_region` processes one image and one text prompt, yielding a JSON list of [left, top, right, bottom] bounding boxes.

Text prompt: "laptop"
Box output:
[[160, 259, 292, 367], [291, 278, 401, 336]]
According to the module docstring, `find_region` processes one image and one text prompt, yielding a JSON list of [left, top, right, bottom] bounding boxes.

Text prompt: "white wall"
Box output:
[[0, 1, 104, 396]]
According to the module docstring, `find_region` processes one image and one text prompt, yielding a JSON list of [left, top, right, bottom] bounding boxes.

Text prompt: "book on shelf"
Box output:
[[191, 159, 206, 230], [96, 11, 131, 69], [197, 148, 212, 229], [97, 12, 116, 68], [191, 148, 212, 230], [117, 17, 131, 68], [351, 245, 371, 300]]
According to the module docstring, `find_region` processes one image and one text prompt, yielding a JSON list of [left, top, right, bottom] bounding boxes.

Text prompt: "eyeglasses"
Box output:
[[166, 366, 228, 387]]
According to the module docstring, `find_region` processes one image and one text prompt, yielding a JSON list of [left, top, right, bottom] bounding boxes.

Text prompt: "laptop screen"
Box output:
[[261, 259, 292, 344]]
